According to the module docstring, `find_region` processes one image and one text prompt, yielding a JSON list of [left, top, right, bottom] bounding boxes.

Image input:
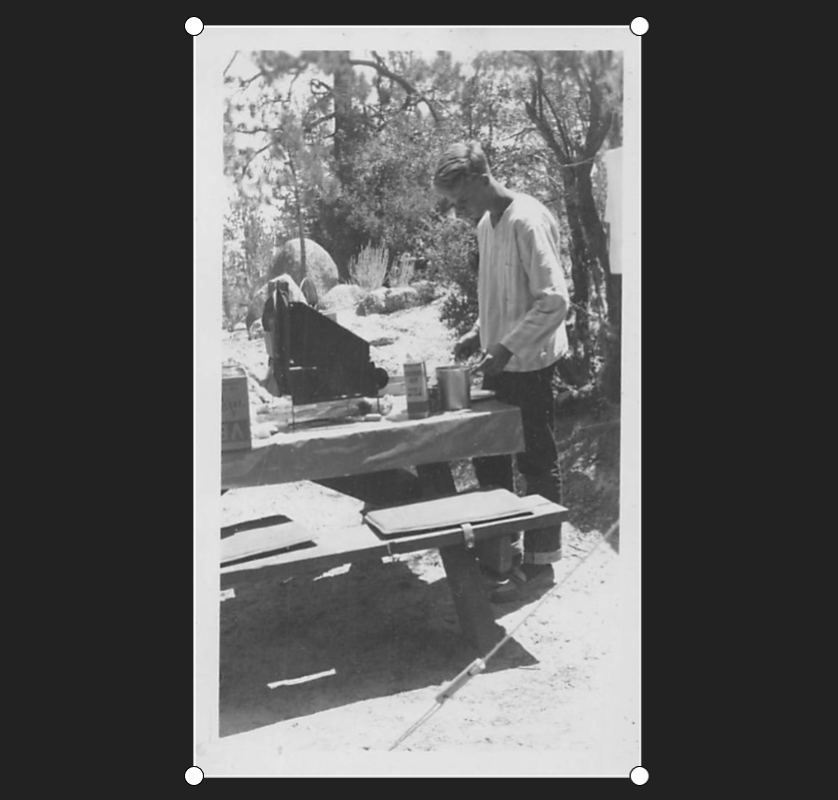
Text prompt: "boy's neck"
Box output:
[[486, 179, 515, 224]]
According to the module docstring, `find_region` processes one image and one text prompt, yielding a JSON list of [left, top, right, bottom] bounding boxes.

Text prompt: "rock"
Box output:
[[244, 273, 311, 340], [300, 276, 319, 307], [320, 283, 369, 313], [356, 286, 427, 316], [249, 318, 265, 340], [412, 280, 438, 303], [269, 273, 307, 304], [271, 239, 340, 301]]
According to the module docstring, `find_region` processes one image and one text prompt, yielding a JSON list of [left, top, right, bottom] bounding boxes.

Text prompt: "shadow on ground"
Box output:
[[219, 557, 537, 738]]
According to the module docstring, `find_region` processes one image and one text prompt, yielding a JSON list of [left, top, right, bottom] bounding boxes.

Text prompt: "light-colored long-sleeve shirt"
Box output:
[[475, 193, 569, 372]]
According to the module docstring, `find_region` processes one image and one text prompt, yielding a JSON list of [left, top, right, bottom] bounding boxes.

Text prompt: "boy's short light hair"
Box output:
[[433, 141, 491, 189]]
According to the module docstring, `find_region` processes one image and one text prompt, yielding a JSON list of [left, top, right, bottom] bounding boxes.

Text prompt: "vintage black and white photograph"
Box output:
[[195, 25, 640, 778]]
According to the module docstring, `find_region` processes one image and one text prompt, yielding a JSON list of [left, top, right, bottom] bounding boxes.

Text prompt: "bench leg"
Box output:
[[438, 543, 505, 651]]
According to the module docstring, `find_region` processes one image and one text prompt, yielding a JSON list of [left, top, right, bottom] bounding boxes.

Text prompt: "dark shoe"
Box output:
[[478, 563, 508, 589], [489, 564, 555, 604]]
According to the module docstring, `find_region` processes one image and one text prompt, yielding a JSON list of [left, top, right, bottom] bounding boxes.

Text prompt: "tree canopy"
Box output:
[[222, 48, 624, 395]]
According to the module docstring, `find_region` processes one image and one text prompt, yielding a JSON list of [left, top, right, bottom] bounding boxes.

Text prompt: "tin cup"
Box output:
[[436, 366, 472, 411]]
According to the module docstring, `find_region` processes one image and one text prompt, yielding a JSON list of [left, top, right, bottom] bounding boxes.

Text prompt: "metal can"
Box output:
[[436, 365, 472, 411]]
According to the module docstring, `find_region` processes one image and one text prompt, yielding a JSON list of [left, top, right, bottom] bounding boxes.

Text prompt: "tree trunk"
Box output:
[[288, 158, 306, 277], [601, 271, 622, 404], [332, 52, 354, 187], [330, 51, 359, 283], [560, 167, 593, 385], [560, 162, 614, 392]]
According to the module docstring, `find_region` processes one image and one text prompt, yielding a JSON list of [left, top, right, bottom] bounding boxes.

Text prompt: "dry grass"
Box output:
[[349, 243, 389, 291], [389, 253, 415, 288]]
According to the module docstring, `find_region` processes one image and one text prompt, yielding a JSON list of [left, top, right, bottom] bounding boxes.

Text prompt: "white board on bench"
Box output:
[[221, 521, 316, 565]]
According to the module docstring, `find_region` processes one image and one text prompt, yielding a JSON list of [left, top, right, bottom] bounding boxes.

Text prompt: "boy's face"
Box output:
[[437, 174, 487, 223]]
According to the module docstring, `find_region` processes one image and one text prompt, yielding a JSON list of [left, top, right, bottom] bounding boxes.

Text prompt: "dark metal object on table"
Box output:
[[436, 365, 472, 411], [263, 281, 389, 405]]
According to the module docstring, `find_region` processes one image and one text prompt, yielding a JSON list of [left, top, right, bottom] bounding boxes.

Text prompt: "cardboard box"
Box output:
[[222, 365, 252, 451]]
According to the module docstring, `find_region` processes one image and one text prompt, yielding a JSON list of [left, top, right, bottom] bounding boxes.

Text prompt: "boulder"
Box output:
[[271, 239, 340, 301], [249, 318, 265, 340], [244, 273, 308, 339], [319, 283, 369, 313], [300, 277, 319, 308], [269, 273, 307, 304], [356, 286, 429, 316]]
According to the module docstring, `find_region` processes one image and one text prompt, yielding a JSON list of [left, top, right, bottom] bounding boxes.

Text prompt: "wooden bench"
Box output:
[[220, 490, 568, 651]]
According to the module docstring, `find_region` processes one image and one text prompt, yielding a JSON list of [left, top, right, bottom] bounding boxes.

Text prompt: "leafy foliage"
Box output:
[[222, 190, 276, 330], [222, 48, 624, 392], [425, 216, 479, 336]]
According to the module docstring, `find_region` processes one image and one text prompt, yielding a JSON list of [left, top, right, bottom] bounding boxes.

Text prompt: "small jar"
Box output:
[[428, 385, 441, 414]]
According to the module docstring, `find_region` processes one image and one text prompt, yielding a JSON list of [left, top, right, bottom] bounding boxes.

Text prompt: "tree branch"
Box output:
[[241, 143, 272, 176], [348, 56, 440, 123], [542, 85, 574, 157], [235, 126, 273, 136], [525, 96, 566, 166], [303, 112, 335, 132], [285, 66, 305, 104], [223, 52, 239, 77], [310, 79, 332, 97], [526, 70, 570, 165], [511, 126, 539, 141], [240, 71, 266, 89], [586, 112, 613, 158]]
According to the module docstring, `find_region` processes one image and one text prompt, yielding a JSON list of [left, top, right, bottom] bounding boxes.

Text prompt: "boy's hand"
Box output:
[[472, 343, 513, 377], [453, 329, 480, 361]]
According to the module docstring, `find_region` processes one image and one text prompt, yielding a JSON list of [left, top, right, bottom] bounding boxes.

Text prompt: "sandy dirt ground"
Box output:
[[210, 296, 639, 777]]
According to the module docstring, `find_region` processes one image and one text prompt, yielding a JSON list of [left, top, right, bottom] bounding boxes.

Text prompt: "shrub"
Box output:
[[424, 216, 479, 336], [349, 242, 390, 291]]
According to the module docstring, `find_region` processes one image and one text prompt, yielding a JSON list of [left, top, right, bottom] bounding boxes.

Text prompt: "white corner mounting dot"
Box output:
[[630, 766, 649, 784], [630, 17, 649, 36], [185, 17, 204, 36], [185, 766, 204, 784]]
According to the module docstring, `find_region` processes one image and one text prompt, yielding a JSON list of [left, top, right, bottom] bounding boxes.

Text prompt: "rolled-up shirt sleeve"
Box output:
[[500, 214, 569, 357]]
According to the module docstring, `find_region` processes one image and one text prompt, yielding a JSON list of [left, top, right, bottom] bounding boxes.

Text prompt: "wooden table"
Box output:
[[221, 398, 526, 489], [220, 398, 567, 650]]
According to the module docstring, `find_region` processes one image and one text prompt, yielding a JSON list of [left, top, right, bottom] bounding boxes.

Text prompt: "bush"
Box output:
[[349, 243, 389, 291], [424, 216, 479, 336]]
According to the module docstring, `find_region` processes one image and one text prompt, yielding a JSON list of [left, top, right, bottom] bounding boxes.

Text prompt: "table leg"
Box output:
[[438, 543, 505, 651], [415, 462, 457, 498]]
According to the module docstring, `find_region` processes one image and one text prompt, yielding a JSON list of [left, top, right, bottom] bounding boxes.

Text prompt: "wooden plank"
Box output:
[[220, 521, 315, 565], [219, 496, 567, 588], [221, 513, 292, 537], [219, 524, 387, 590], [365, 487, 532, 537]]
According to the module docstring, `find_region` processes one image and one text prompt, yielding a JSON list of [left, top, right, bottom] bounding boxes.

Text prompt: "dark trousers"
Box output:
[[473, 363, 563, 568]]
